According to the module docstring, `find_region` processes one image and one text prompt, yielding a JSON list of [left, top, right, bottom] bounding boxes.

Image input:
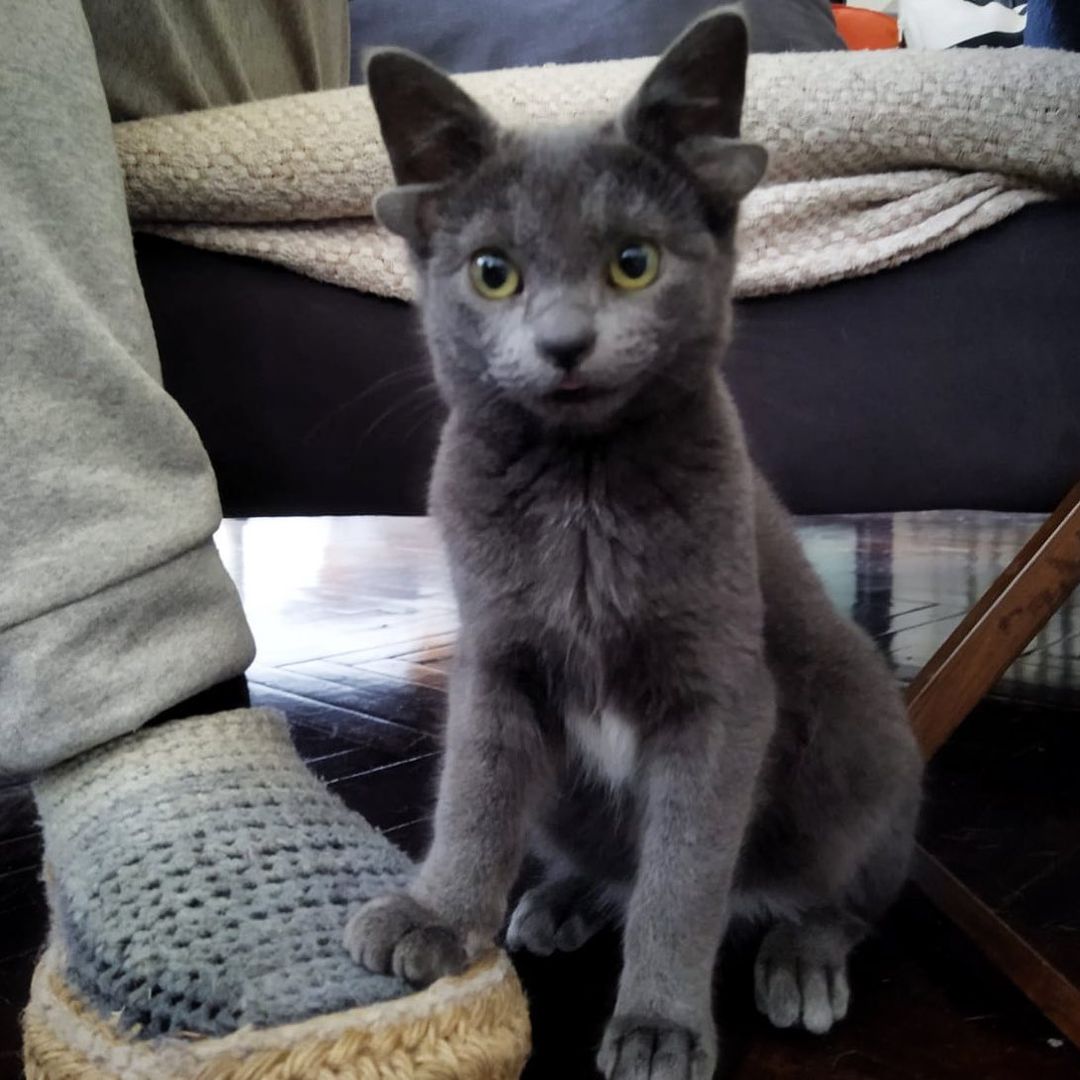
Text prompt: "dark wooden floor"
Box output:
[[2, 512, 1079, 1080]]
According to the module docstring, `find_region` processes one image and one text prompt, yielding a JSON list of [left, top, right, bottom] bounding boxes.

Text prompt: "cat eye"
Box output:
[[609, 241, 660, 291], [468, 250, 522, 300]]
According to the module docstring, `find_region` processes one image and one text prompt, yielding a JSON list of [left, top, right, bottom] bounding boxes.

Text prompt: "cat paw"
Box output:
[[344, 892, 467, 986], [754, 921, 851, 1034], [597, 1015, 716, 1080], [505, 878, 609, 956]]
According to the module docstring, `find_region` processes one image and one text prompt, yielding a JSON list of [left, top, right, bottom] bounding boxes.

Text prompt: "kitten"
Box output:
[[345, 8, 923, 1079]]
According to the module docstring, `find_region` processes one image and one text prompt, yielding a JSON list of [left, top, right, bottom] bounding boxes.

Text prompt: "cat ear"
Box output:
[[365, 48, 497, 187], [622, 5, 767, 203], [372, 183, 442, 249], [676, 136, 768, 203]]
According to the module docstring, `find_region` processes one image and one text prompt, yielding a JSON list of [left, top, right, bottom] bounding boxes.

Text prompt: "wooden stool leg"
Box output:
[[911, 849, 1080, 1047], [907, 481, 1080, 759], [905, 481, 1080, 1046]]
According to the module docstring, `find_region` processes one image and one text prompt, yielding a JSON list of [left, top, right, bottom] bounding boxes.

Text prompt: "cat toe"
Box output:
[[392, 924, 467, 984], [755, 955, 801, 1028], [830, 965, 851, 1021], [553, 911, 595, 952], [798, 964, 835, 1034]]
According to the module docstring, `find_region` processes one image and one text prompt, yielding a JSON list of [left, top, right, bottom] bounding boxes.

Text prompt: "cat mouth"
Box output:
[[546, 376, 615, 405]]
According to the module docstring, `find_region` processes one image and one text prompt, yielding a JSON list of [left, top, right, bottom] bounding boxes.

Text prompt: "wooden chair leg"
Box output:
[[905, 481, 1080, 1046], [907, 480, 1080, 759], [911, 848, 1080, 1048]]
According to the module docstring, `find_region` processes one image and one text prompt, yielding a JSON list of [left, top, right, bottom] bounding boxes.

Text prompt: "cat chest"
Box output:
[[527, 516, 645, 632], [565, 708, 640, 789]]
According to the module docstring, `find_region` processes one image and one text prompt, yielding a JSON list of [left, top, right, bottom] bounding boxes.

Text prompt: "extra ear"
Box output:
[[622, 5, 767, 204], [677, 136, 768, 203], [365, 48, 497, 247], [371, 183, 442, 249]]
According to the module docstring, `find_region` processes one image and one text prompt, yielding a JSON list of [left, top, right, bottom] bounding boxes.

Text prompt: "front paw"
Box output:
[[598, 1014, 717, 1080], [344, 892, 467, 986]]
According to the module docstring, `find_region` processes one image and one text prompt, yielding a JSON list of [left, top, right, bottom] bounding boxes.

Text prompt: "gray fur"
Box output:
[[345, 8, 922, 1078]]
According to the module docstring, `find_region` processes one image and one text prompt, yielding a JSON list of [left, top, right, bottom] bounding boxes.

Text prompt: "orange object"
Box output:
[[831, 5, 901, 49]]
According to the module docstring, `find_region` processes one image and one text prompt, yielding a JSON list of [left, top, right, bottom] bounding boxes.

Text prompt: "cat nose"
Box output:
[[537, 331, 597, 372]]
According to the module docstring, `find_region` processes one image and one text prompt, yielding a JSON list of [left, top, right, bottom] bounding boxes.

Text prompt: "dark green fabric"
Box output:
[[83, 0, 349, 120]]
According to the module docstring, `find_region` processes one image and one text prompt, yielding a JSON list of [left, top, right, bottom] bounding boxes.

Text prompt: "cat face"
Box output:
[[367, 5, 766, 428], [418, 128, 730, 425]]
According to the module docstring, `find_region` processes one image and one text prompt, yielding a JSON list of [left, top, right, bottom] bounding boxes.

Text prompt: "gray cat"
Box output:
[[344, 8, 923, 1078]]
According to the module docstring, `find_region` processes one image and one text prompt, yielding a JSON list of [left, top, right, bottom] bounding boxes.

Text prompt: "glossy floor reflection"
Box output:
[[218, 511, 1080, 706], [1, 511, 1078, 1079]]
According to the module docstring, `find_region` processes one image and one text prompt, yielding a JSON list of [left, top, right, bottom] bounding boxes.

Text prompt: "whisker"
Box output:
[[354, 388, 442, 448], [302, 366, 434, 444]]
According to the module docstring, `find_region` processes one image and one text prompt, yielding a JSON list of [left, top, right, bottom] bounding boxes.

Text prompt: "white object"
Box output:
[[900, 0, 1027, 51]]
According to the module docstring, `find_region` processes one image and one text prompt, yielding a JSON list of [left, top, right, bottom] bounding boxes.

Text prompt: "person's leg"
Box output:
[[0, 0, 253, 776], [4, 0, 416, 1039]]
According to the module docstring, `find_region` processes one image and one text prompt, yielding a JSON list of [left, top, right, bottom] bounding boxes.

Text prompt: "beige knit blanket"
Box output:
[[117, 47, 1080, 300]]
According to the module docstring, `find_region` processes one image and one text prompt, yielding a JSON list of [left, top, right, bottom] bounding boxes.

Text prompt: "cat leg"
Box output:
[[754, 807, 917, 1034], [598, 662, 775, 1080], [506, 873, 613, 956], [346, 653, 545, 984]]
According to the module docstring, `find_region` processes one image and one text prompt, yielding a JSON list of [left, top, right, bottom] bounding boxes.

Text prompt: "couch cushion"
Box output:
[[137, 201, 1080, 518], [348, 0, 843, 82]]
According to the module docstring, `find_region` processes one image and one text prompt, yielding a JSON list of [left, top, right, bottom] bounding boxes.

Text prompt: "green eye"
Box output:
[[609, 241, 660, 290], [469, 250, 521, 300]]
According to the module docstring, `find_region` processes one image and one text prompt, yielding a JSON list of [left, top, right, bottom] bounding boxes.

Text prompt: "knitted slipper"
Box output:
[[23, 708, 530, 1079]]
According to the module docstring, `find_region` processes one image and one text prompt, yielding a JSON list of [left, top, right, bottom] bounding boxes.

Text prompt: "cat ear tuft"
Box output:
[[623, 5, 765, 203], [677, 137, 768, 203], [365, 48, 497, 187], [372, 184, 443, 249]]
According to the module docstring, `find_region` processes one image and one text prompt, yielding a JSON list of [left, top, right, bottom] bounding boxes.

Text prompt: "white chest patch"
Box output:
[[566, 708, 639, 789]]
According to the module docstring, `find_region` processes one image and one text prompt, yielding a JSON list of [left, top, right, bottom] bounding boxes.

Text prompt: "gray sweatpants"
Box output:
[[1, 1, 343, 774]]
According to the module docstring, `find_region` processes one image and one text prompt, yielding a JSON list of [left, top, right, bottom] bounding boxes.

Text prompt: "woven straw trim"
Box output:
[[23, 945, 530, 1080]]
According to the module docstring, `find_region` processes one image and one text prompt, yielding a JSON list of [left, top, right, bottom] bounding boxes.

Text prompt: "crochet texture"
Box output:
[[33, 708, 416, 1037]]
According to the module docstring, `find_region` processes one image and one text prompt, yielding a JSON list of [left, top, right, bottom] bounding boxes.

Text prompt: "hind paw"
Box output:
[[505, 877, 609, 956], [754, 920, 852, 1034]]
